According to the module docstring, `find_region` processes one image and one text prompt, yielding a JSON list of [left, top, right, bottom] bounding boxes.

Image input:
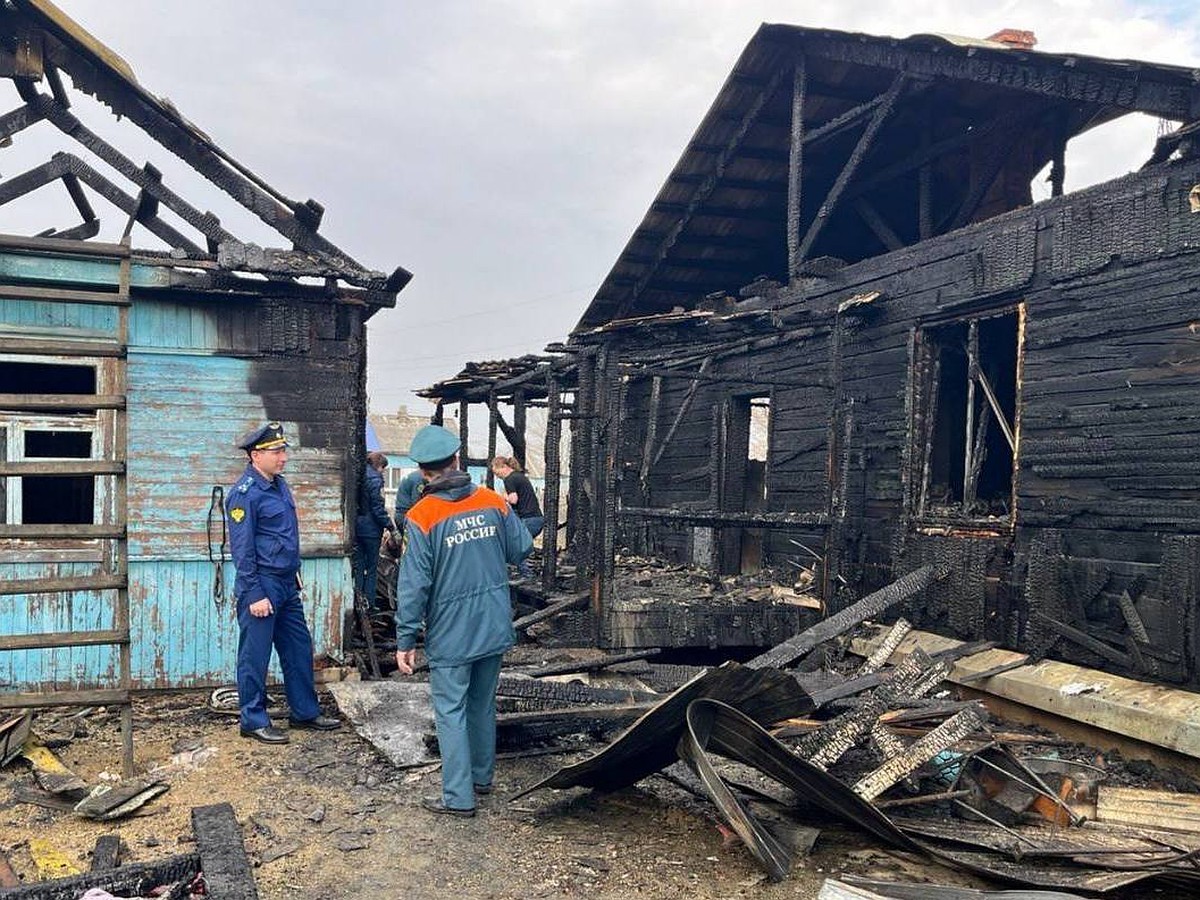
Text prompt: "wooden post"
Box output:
[[458, 400, 469, 469], [512, 387, 527, 469], [638, 375, 662, 503], [542, 375, 562, 593], [786, 57, 807, 280], [486, 390, 498, 488], [962, 320, 979, 513], [918, 109, 933, 239], [569, 349, 598, 590]]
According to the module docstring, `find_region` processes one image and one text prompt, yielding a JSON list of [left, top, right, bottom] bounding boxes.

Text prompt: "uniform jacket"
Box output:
[[394, 470, 426, 521], [225, 464, 301, 603], [396, 472, 533, 667], [355, 466, 391, 539]]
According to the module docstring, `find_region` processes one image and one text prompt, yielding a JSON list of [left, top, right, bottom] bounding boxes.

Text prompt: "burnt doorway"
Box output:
[[718, 394, 771, 574]]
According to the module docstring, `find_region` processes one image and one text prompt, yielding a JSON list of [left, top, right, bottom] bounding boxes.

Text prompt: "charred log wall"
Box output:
[[586, 157, 1200, 681]]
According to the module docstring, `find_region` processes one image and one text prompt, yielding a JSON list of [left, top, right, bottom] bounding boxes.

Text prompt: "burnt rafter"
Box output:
[[623, 253, 755, 273], [612, 63, 790, 321], [0, 2, 410, 298], [0, 153, 203, 253], [669, 173, 785, 194], [799, 32, 1199, 121], [649, 200, 781, 222]]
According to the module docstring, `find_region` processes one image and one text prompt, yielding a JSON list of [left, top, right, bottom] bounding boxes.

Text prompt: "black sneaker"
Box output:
[[421, 797, 475, 818]]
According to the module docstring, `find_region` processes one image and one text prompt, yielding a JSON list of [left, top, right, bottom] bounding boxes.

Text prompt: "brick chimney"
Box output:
[[987, 29, 1037, 50]]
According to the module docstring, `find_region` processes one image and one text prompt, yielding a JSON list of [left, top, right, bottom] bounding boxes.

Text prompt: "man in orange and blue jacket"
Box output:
[[394, 425, 532, 817]]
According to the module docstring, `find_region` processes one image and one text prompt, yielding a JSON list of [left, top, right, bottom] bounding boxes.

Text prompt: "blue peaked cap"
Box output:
[[237, 421, 289, 451], [409, 425, 460, 464]]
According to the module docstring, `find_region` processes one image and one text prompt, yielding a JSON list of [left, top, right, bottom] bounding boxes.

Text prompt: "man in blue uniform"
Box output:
[[395, 425, 532, 817], [226, 422, 341, 744]]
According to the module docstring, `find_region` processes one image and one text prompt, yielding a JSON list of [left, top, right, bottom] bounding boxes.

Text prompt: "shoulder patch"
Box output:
[[237, 479, 252, 493], [230, 507, 246, 523]]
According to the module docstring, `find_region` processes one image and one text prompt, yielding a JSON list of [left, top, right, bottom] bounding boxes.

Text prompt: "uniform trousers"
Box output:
[[236, 571, 323, 731], [428, 653, 504, 810]]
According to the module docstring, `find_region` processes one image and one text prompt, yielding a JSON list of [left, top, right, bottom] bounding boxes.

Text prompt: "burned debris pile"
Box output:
[[338, 561, 1200, 896], [0, 799, 256, 899]]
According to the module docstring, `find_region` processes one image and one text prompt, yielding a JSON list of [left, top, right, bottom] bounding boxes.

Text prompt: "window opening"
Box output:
[[0, 361, 96, 394], [20, 428, 95, 525], [919, 310, 1018, 519], [25, 430, 91, 458], [742, 396, 771, 573]]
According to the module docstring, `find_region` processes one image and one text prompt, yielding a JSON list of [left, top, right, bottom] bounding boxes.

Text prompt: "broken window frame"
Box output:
[[0, 354, 108, 547], [910, 304, 1023, 528]]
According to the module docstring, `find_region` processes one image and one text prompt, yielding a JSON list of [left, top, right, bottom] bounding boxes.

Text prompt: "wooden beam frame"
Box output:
[[852, 197, 904, 251], [795, 75, 906, 265]]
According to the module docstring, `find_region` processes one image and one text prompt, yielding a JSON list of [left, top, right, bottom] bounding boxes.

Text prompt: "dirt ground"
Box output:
[[0, 689, 986, 900]]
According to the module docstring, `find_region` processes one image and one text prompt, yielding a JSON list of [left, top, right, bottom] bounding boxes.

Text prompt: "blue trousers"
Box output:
[[518, 515, 544, 577], [429, 654, 503, 811], [354, 532, 382, 607], [236, 572, 322, 731]]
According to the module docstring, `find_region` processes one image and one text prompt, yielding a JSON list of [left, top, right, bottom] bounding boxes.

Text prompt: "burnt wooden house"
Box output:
[[0, 0, 409, 767], [429, 25, 1200, 681]]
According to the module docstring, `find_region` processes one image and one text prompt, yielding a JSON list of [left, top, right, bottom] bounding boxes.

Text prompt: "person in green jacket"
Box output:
[[395, 425, 532, 817]]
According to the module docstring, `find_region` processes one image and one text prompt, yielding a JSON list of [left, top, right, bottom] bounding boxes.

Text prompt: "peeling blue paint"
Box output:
[[1, 250, 356, 691]]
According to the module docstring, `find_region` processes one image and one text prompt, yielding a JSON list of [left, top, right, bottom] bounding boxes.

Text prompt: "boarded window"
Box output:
[[916, 309, 1020, 519]]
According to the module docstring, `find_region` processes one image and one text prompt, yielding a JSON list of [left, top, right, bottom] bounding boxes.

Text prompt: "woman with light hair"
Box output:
[[489, 456, 543, 579]]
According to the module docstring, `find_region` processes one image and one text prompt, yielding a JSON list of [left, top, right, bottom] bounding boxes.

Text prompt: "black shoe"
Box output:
[[240, 725, 289, 744], [421, 797, 475, 818], [288, 714, 342, 731], [474, 783, 492, 795]]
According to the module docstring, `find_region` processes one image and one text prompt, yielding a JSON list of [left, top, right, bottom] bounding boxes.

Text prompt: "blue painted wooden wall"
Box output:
[[0, 250, 358, 690]]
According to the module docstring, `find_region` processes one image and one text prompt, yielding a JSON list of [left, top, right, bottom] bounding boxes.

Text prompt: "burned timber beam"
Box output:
[[612, 64, 788, 321], [542, 374, 563, 590], [787, 58, 806, 278], [747, 565, 939, 669], [799, 34, 1197, 120], [619, 507, 829, 528], [192, 803, 258, 900], [795, 74, 906, 263]]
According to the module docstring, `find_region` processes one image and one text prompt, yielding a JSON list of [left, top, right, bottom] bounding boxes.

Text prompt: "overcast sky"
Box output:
[[10, 2, 1200, 415]]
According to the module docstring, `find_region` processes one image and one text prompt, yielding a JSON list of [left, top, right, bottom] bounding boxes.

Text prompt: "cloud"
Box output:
[[6, 2, 1200, 413]]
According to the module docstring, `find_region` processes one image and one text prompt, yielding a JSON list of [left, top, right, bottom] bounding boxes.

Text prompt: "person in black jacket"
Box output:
[[354, 451, 393, 608], [490, 456, 543, 578]]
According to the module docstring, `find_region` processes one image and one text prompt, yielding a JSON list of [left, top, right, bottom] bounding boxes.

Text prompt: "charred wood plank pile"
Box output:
[[501, 567, 1200, 894]]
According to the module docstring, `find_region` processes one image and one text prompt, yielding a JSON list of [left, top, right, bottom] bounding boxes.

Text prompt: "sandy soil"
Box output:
[[0, 690, 982, 900]]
